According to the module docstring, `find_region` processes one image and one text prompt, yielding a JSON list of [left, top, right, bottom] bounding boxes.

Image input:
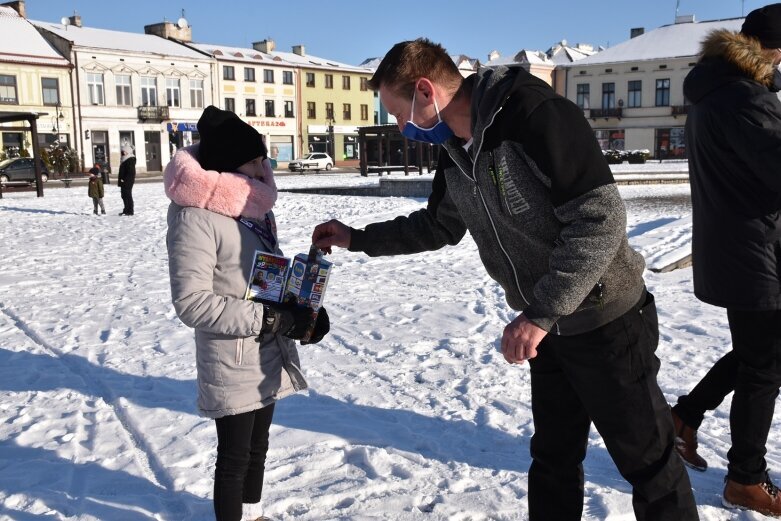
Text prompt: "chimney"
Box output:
[[487, 50, 500, 62], [144, 20, 192, 42], [674, 14, 696, 24], [630, 27, 645, 38], [68, 14, 82, 27], [1, 1, 25, 17], [253, 39, 275, 53], [292, 44, 305, 56]]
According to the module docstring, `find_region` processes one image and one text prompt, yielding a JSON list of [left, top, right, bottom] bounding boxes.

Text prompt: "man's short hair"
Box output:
[[368, 38, 463, 99]]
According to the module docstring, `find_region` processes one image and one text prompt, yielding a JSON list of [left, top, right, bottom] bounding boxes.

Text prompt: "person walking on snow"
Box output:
[[117, 145, 136, 216], [87, 169, 105, 215]]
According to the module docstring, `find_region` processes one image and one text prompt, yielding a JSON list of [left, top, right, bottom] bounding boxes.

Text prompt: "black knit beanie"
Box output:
[[196, 105, 267, 172], [742, 3, 781, 48]]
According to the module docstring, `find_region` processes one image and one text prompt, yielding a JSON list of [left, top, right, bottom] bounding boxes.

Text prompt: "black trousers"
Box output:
[[528, 291, 698, 520], [214, 404, 275, 521], [120, 184, 134, 215], [673, 350, 737, 430]]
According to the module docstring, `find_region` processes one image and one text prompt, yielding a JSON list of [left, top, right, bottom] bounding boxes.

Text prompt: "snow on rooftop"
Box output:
[[570, 17, 744, 66], [0, 7, 69, 67], [31, 19, 208, 60], [190, 43, 291, 66], [270, 49, 372, 73]]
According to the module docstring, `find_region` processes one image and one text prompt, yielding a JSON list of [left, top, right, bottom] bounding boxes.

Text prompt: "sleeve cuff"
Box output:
[[522, 305, 559, 333], [347, 227, 367, 252]]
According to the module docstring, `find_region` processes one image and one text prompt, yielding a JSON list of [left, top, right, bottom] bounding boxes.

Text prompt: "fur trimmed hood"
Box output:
[[163, 144, 277, 221], [700, 29, 776, 87]]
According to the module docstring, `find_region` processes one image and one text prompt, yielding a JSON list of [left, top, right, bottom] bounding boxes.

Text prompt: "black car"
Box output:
[[0, 157, 49, 184]]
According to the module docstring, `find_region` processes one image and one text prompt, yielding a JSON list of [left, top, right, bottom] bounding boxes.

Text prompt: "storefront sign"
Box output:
[[166, 122, 198, 132]]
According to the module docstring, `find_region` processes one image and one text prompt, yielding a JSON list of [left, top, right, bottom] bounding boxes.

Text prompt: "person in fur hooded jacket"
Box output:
[[165, 105, 329, 521], [670, 4, 781, 516]]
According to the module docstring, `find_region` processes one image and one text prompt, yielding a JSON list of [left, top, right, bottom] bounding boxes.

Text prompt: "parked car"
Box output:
[[0, 157, 49, 184], [288, 153, 333, 172]]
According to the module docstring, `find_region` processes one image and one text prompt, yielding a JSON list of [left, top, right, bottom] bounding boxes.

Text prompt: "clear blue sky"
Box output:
[[26, 0, 765, 65]]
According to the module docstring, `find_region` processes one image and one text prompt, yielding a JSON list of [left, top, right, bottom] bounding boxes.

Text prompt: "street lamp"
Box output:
[[51, 102, 65, 140], [326, 114, 335, 159]]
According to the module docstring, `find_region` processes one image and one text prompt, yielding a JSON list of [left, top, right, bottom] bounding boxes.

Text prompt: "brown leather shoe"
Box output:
[[723, 473, 781, 517], [672, 409, 707, 471]]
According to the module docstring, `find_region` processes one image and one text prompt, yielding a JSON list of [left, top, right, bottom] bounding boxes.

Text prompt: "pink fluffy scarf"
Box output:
[[163, 144, 277, 220]]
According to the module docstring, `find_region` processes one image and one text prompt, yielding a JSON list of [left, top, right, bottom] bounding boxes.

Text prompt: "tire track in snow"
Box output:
[[0, 303, 185, 512]]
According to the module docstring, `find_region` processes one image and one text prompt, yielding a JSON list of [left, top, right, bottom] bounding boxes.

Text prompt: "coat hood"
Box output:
[[685, 29, 778, 103]]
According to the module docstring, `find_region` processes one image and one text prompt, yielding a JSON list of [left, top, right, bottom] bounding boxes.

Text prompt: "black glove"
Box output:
[[260, 302, 315, 340], [302, 307, 330, 345]]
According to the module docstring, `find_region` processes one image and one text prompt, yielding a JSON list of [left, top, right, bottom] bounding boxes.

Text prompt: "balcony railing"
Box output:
[[589, 108, 623, 119], [137, 105, 170, 122], [671, 105, 690, 116]]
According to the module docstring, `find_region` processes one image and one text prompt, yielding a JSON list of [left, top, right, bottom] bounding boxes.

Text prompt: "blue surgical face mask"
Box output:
[[401, 89, 454, 144]]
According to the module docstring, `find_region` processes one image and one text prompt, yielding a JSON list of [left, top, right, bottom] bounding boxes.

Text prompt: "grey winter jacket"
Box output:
[[351, 66, 646, 335], [167, 203, 307, 418]]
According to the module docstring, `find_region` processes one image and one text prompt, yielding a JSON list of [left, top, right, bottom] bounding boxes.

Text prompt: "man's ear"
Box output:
[[415, 78, 435, 102]]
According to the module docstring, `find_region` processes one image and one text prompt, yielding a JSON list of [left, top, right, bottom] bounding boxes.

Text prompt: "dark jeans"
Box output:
[[528, 291, 698, 520], [673, 350, 737, 429], [120, 184, 134, 215], [214, 404, 275, 521]]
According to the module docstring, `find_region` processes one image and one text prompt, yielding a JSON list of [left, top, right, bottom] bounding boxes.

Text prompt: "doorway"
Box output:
[[144, 131, 162, 171]]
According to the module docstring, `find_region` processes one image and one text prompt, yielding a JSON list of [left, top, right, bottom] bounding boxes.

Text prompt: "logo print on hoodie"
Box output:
[[499, 154, 530, 215]]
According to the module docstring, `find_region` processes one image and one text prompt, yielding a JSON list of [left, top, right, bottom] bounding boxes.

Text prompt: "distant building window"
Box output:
[[263, 69, 274, 83], [166, 78, 181, 108], [223, 65, 235, 81], [306, 72, 315, 87], [343, 103, 351, 120], [283, 71, 293, 85], [601, 82, 615, 109], [245, 98, 256, 116], [360, 77, 368, 91], [342, 76, 350, 90], [655, 78, 670, 106], [225, 97, 235, 112], [360, 103, 369, 120], [325, 74, 333, 89], [627, 80, 642, 108], [87, 73, 104, 105], [325, 102, 334, 120], [576, 84, 589, 109], [0, 75, 17, 104], [140, 76, 157, 106], [284, 100, 294, 118], [42, 77, 60, 105], [189, 79, 204, 108], [307, 101, 316, 119], [244, 67, 255, 82], [265, 99, 275, 117], [115, 75, 131, 106]]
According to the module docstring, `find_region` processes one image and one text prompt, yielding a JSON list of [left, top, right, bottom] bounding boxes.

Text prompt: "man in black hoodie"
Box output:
[[670, 4, 781, 516], [313, 38, 697, 520]]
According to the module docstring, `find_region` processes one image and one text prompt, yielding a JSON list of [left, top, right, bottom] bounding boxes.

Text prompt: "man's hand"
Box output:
[[312, 219, 351, 254], [501, 314, 548, 364]]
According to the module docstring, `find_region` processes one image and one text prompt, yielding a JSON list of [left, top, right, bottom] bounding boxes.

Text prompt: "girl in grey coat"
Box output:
[[165, 106, 329, 521]]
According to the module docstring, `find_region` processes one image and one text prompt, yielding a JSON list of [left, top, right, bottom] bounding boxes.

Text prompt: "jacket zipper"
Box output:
[[235, 337, 244, 365]]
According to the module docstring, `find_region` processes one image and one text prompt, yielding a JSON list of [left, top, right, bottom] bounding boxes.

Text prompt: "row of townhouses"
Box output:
[[0, 0, 752, 172]]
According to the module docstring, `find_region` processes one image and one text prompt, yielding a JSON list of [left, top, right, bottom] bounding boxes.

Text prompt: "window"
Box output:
[[189, 79, 204, 108], [655, 127, 686, 159], [225, 97, 235, 112], [594, 129, 625, 151], [342, 76, 350, 90], [265, 99, 275, 117], [166, 78, 180, 107], [627, 80, 642, 108], [263, 69, 274, 83], [245, 98, 256, 116], [655, 78, 670, 106], [343, 103, 351, 120], [284, 100, 293, 118], [283, 71, 293, 85], [42, 78, 60, 105], [140, 77, 157, 106], [87, 73, 104, 105], [576, 84, 589, 109], [325, 74, 333, 89], [361, 104, 369, 120], [306, 72, 315, 87], [223, 65, 235, 80], [325, 102, 334, 120], [307, 101, 316, 119], [244, 67, 255, 82], [115, 75, 131, 106], [360, 77, 368, 91], [601, 82, 615, 109]]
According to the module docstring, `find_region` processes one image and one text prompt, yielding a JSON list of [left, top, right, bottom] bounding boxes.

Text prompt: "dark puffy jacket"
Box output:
[[118, 156, 136, 188], [684, 29, 781, 310]]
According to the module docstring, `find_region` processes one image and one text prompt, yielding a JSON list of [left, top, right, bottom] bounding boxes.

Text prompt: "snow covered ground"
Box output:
[[0, 177, 777, 520]]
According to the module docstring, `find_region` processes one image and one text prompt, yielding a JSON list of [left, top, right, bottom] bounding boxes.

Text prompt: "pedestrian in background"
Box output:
[[672, 3, 781, 517], [87, 169, 105, 215], [117, 145, 136, 216]]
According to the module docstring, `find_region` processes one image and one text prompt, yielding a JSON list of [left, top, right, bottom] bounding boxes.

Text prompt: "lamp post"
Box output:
[[51, 102, 64, 142], [326, 114, 335, 160]]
